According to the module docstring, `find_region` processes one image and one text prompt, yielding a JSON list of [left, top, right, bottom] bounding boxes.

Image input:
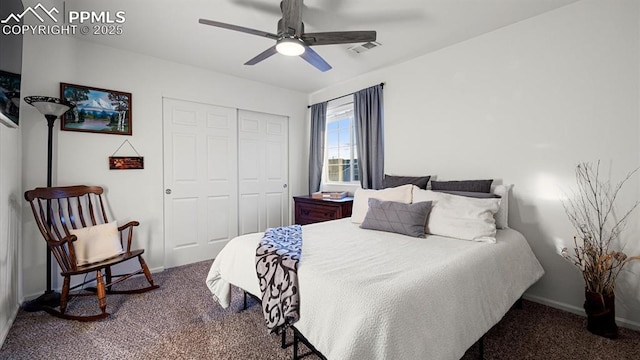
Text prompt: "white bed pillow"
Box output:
[[492, 184, 512, 229], [351, 184, 414, 223], [413, 189, 501, 243], [70, 221, 124, 265]]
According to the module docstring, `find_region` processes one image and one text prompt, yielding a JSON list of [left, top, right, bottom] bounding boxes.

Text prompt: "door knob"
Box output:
[[165, 189, 172, 194], [283, 184, 288, 189]]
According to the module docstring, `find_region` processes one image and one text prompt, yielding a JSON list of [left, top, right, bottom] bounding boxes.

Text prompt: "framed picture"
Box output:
[[0, 70, 21, 128], [60, 82, 132, 135], [109, 156, 144, 170]]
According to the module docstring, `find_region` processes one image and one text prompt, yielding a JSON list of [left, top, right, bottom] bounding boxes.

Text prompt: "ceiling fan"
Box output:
[[199, 0, 376, 72]]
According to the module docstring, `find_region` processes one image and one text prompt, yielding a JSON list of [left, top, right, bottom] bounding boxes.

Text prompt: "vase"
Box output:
[[583, 289, 618, 339]]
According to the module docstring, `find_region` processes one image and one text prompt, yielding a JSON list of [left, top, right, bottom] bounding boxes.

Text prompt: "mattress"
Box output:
[[206, 218, 544, 360]]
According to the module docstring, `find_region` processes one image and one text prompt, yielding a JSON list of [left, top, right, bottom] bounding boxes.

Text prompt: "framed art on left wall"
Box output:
[[60, 82, 132, 135], [0, 70, 21, 128]]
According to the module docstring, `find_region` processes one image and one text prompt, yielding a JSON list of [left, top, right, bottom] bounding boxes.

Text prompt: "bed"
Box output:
[[206, 187, 545, 360]]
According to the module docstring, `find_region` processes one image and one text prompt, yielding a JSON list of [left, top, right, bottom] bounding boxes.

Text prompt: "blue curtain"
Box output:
[[354, 84, 384, 189], [308, 102, 328, 193]]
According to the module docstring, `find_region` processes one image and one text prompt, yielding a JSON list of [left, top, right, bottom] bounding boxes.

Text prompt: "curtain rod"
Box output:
[[307, 82, 385, 108]]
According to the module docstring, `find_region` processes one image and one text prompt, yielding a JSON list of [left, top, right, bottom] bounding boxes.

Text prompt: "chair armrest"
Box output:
[[118, 221, 140, 231], [48, 234, 80, 272], [118, 221, 140, 251]]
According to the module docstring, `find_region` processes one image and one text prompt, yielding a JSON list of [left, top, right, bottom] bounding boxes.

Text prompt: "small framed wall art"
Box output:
[[60, 82, 132, 135], [109, 139, 144, 170], [109, 156, 144, 170]]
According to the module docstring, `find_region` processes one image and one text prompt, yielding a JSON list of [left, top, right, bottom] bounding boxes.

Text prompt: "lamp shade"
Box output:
[[24, 96, 74, 117], [276, 37, 305, 56]]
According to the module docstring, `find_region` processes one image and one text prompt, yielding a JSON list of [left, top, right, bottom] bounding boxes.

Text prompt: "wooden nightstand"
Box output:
[[293, 195, 354, 225]]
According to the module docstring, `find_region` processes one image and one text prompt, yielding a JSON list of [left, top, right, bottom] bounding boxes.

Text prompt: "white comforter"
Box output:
[[206, 218, 544, 360]]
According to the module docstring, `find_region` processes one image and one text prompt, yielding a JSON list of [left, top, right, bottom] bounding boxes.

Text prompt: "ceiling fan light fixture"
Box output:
[[198, 0, 377, 71], [276, 37, 305, 56]]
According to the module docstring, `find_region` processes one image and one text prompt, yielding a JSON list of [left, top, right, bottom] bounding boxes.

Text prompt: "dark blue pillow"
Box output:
[[434, 190, 500, 199], [383, 175, 431, 190], [430, 179, 493, 193]]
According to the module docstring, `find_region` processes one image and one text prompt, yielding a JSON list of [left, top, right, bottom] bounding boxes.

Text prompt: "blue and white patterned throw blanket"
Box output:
[[255, 225, 303, 334]]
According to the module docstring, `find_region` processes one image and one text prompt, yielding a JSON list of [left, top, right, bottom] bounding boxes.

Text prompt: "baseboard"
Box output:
[[149, 266, 165, 273], [0, 305, 19, 348], [523, 293, 640, 332], [23, 291, 42, 302]]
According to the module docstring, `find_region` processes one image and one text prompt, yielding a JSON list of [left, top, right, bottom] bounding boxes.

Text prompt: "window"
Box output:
[[324, 102, 359, 183]]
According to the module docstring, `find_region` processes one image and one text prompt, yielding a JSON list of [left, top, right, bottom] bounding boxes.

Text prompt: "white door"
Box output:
[[163, 98, 238, 268], [238, 110, 289, 235]]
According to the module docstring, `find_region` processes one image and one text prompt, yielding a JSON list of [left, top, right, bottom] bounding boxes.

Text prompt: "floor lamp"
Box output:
[[22, 96, 74, 311]]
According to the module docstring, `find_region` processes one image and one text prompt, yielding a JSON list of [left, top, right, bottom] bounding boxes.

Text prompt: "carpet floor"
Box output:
[[1, 260, 639, 359]]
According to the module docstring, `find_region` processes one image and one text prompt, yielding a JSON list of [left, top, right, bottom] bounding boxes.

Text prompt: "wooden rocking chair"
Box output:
[[24, 185, 159, 321]]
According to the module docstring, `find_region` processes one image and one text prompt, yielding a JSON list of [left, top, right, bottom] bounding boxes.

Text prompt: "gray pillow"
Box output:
[[360, 198, 432, 238], [430, 179, 493, 193], [434, 190, 500, 199], [383, 175, 431, 189]]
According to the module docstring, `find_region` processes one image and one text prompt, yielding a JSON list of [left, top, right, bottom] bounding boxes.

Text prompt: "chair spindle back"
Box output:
[[25, 185, 110, 272]]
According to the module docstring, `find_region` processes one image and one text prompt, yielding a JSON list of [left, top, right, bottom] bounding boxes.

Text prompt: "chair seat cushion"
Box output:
[[70, 221, 124, 265]]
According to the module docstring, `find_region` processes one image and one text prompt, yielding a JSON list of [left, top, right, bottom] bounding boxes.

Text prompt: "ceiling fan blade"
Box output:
[[280, 0, 303, 35], [244, 46, 278, 65], [302, 31, 376, 45], [300, 46, 332, 72], [199, 19, 278, 40]]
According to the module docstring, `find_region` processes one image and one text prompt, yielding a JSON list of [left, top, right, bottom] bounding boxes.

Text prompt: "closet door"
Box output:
[[163, 98, 238, 268], [238, 110, 289, 235]]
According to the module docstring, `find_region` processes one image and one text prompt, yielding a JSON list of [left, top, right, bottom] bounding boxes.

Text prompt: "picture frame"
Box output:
[[0, 70, 21, 128], [109, 156, 144, 170], [60, 82, 132, 135]]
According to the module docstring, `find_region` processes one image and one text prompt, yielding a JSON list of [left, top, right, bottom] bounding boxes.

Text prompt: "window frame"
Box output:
[[322, 99, 359, 186]]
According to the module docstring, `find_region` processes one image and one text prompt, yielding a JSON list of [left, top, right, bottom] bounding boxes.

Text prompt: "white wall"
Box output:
[[20, 34, 308, 299], [0, 0, 23, 347], [310, 0, 640, 327], [0, 124, 21, 346]]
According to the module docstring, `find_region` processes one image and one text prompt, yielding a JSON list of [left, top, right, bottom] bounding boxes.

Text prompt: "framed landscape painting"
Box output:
[[60, 83, 132, 135], [0, 70, 21, 128]]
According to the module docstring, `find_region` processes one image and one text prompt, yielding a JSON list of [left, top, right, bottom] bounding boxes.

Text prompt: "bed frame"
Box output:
[[243, 291, 325, 359], [242, 290, 520, 360]]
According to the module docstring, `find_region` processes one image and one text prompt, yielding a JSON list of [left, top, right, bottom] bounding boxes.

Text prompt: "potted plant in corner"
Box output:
[[560, 161, 640, 339]]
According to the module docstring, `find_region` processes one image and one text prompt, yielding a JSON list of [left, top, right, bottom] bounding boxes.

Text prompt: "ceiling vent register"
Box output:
[[349, 41, 382, 54]]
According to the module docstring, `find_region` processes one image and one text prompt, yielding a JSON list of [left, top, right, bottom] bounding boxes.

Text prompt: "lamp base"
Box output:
[[22, 291, 61, 312]]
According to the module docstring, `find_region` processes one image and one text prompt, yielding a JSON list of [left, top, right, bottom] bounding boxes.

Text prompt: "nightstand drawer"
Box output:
[[293, 196, 354, 225], [296, 203, 340, 224]]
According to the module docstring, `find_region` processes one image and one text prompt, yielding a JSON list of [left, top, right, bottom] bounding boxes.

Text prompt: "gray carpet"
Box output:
[[1, 260, 639, 360]]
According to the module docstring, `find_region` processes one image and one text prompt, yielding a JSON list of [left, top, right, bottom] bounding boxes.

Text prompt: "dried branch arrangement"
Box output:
[[561, 161, 640, 295]]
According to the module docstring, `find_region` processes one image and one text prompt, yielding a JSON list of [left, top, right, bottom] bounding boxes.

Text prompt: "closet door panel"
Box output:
[[163, 98, 238, 268], [238, 110, 289, 235]]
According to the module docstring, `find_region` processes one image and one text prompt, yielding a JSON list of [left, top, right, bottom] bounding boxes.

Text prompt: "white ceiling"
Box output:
[[59, 0, 579, 93]]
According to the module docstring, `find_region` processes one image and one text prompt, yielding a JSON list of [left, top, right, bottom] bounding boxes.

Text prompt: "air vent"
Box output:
[[348, 41, 382, 54]]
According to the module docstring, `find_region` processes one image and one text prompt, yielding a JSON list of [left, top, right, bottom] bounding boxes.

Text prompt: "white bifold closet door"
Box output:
[[163, 99, 288, 268]]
